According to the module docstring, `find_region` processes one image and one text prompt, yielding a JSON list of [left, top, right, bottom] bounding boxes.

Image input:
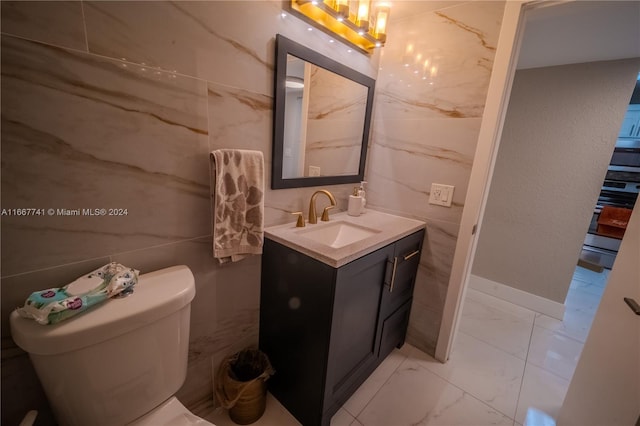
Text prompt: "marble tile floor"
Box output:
[[204, 266, 608, 426]]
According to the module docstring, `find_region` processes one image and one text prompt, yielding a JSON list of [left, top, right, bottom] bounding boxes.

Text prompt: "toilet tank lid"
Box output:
[[10, 265, 196, 356]]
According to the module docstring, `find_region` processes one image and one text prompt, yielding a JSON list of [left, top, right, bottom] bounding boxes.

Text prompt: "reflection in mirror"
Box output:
[[273, 34, 375, 189], [282, 55, 369, 179]]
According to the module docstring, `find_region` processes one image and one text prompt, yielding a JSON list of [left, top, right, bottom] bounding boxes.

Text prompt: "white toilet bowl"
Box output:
[[10, 265, 214, 426], [129, 397, 213, 426]]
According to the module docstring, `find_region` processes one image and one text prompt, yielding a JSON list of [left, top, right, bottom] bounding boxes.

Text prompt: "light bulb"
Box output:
[[357, 0, 371, 30], [373, 2, 390, 43]]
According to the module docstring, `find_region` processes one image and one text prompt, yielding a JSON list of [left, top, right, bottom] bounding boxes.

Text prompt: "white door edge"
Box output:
[[434, 0, 552, 362]]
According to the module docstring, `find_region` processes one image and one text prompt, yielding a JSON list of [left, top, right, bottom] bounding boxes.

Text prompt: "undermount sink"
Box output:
[[264, 210, 426, 267], [296, 221, 380, 248]]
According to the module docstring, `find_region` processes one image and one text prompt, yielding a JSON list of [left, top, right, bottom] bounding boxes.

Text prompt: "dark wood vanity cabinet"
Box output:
[[259, 229, 424, 426]]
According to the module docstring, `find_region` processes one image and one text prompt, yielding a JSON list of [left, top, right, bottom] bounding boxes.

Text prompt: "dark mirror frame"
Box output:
[[271, 34, 376, 189]]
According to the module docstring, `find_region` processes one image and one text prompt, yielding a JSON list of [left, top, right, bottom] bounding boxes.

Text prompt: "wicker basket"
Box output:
[[215, 349, 274, 425], [227, 379, 267, 425]]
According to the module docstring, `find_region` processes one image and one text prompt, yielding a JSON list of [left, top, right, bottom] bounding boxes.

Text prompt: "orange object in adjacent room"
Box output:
[[597, 206, 633, 239]]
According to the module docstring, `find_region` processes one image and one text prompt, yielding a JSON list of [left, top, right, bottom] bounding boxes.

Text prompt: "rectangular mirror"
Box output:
[[272, 34, 376, 189]]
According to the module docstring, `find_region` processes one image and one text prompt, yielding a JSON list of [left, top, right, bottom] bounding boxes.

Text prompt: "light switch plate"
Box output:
[[429, 183, 455, 207], [308, 166, 321, 176]]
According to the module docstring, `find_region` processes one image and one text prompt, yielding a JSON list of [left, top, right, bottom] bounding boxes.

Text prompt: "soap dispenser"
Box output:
[[358, 181, 367, 212], [348, 187, 362, 216]]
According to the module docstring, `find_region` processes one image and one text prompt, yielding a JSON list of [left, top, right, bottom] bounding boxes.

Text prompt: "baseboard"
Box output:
[[469, 274, 565, 320]]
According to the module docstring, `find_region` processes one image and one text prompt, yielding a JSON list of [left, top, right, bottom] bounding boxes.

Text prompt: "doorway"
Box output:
[[436, 1, 640, 421], [437, 0, 640, 362]]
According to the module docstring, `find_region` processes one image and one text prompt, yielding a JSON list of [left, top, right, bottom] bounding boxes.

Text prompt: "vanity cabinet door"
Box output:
[[323, 244, 394, 413], [260, 238, 336, 426]]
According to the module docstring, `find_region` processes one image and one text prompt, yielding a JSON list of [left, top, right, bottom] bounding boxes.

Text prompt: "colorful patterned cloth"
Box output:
[[16, 262, 139, 325]]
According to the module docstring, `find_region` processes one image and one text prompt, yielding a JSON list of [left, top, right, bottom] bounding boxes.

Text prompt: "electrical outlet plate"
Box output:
[[429, 183, 455, 207], [308, 166, 321, 177]]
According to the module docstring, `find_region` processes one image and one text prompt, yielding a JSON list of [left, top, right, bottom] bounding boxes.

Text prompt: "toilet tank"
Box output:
[[9, 265, 196, 426]]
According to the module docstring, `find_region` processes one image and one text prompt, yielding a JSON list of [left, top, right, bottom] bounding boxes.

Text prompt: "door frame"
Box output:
[[434, 0, 561, 362]]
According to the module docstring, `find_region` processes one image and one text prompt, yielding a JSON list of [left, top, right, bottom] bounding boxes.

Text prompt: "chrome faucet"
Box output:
[[308, 190, 337, 224]]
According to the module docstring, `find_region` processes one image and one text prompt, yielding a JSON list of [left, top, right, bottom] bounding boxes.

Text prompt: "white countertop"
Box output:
[[264, 210, 426, 267]]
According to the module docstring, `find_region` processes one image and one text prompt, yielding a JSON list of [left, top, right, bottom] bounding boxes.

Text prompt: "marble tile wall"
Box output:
[[366, 1, 506, 355], [0, 2, 379, 425]]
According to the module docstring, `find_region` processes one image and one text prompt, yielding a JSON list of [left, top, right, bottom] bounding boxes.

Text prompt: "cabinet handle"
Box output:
[[389, 257, 398, 292], [403, 250, 420, 261], [624, 297, 640, 315]]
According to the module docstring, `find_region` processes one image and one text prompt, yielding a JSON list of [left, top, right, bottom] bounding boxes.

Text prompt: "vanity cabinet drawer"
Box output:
[[381, 230, 423, 318], [259, 229, 424, 426], [379, 299, 412, 360]]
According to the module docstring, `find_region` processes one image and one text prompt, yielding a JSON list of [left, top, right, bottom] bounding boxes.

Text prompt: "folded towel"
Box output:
[[210, 149, 264, 263], [16, 262, 139, 325]]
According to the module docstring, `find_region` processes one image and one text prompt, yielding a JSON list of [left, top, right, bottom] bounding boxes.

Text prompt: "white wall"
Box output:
[[472, 58, 640, 304]]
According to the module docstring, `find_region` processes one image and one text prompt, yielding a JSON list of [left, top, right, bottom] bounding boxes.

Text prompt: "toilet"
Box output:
[[10, 265, 214, 426]]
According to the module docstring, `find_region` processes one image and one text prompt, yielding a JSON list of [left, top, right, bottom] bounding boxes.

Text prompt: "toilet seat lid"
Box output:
[[128, 397, 215, 426]]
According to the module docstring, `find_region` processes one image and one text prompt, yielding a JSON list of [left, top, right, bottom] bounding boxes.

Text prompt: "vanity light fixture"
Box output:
[[289, 0, 390, 54], [335, 0, 349, 20]]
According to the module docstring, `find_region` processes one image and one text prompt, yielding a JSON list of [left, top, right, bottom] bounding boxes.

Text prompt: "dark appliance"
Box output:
[[582, 140, 640, 269]]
